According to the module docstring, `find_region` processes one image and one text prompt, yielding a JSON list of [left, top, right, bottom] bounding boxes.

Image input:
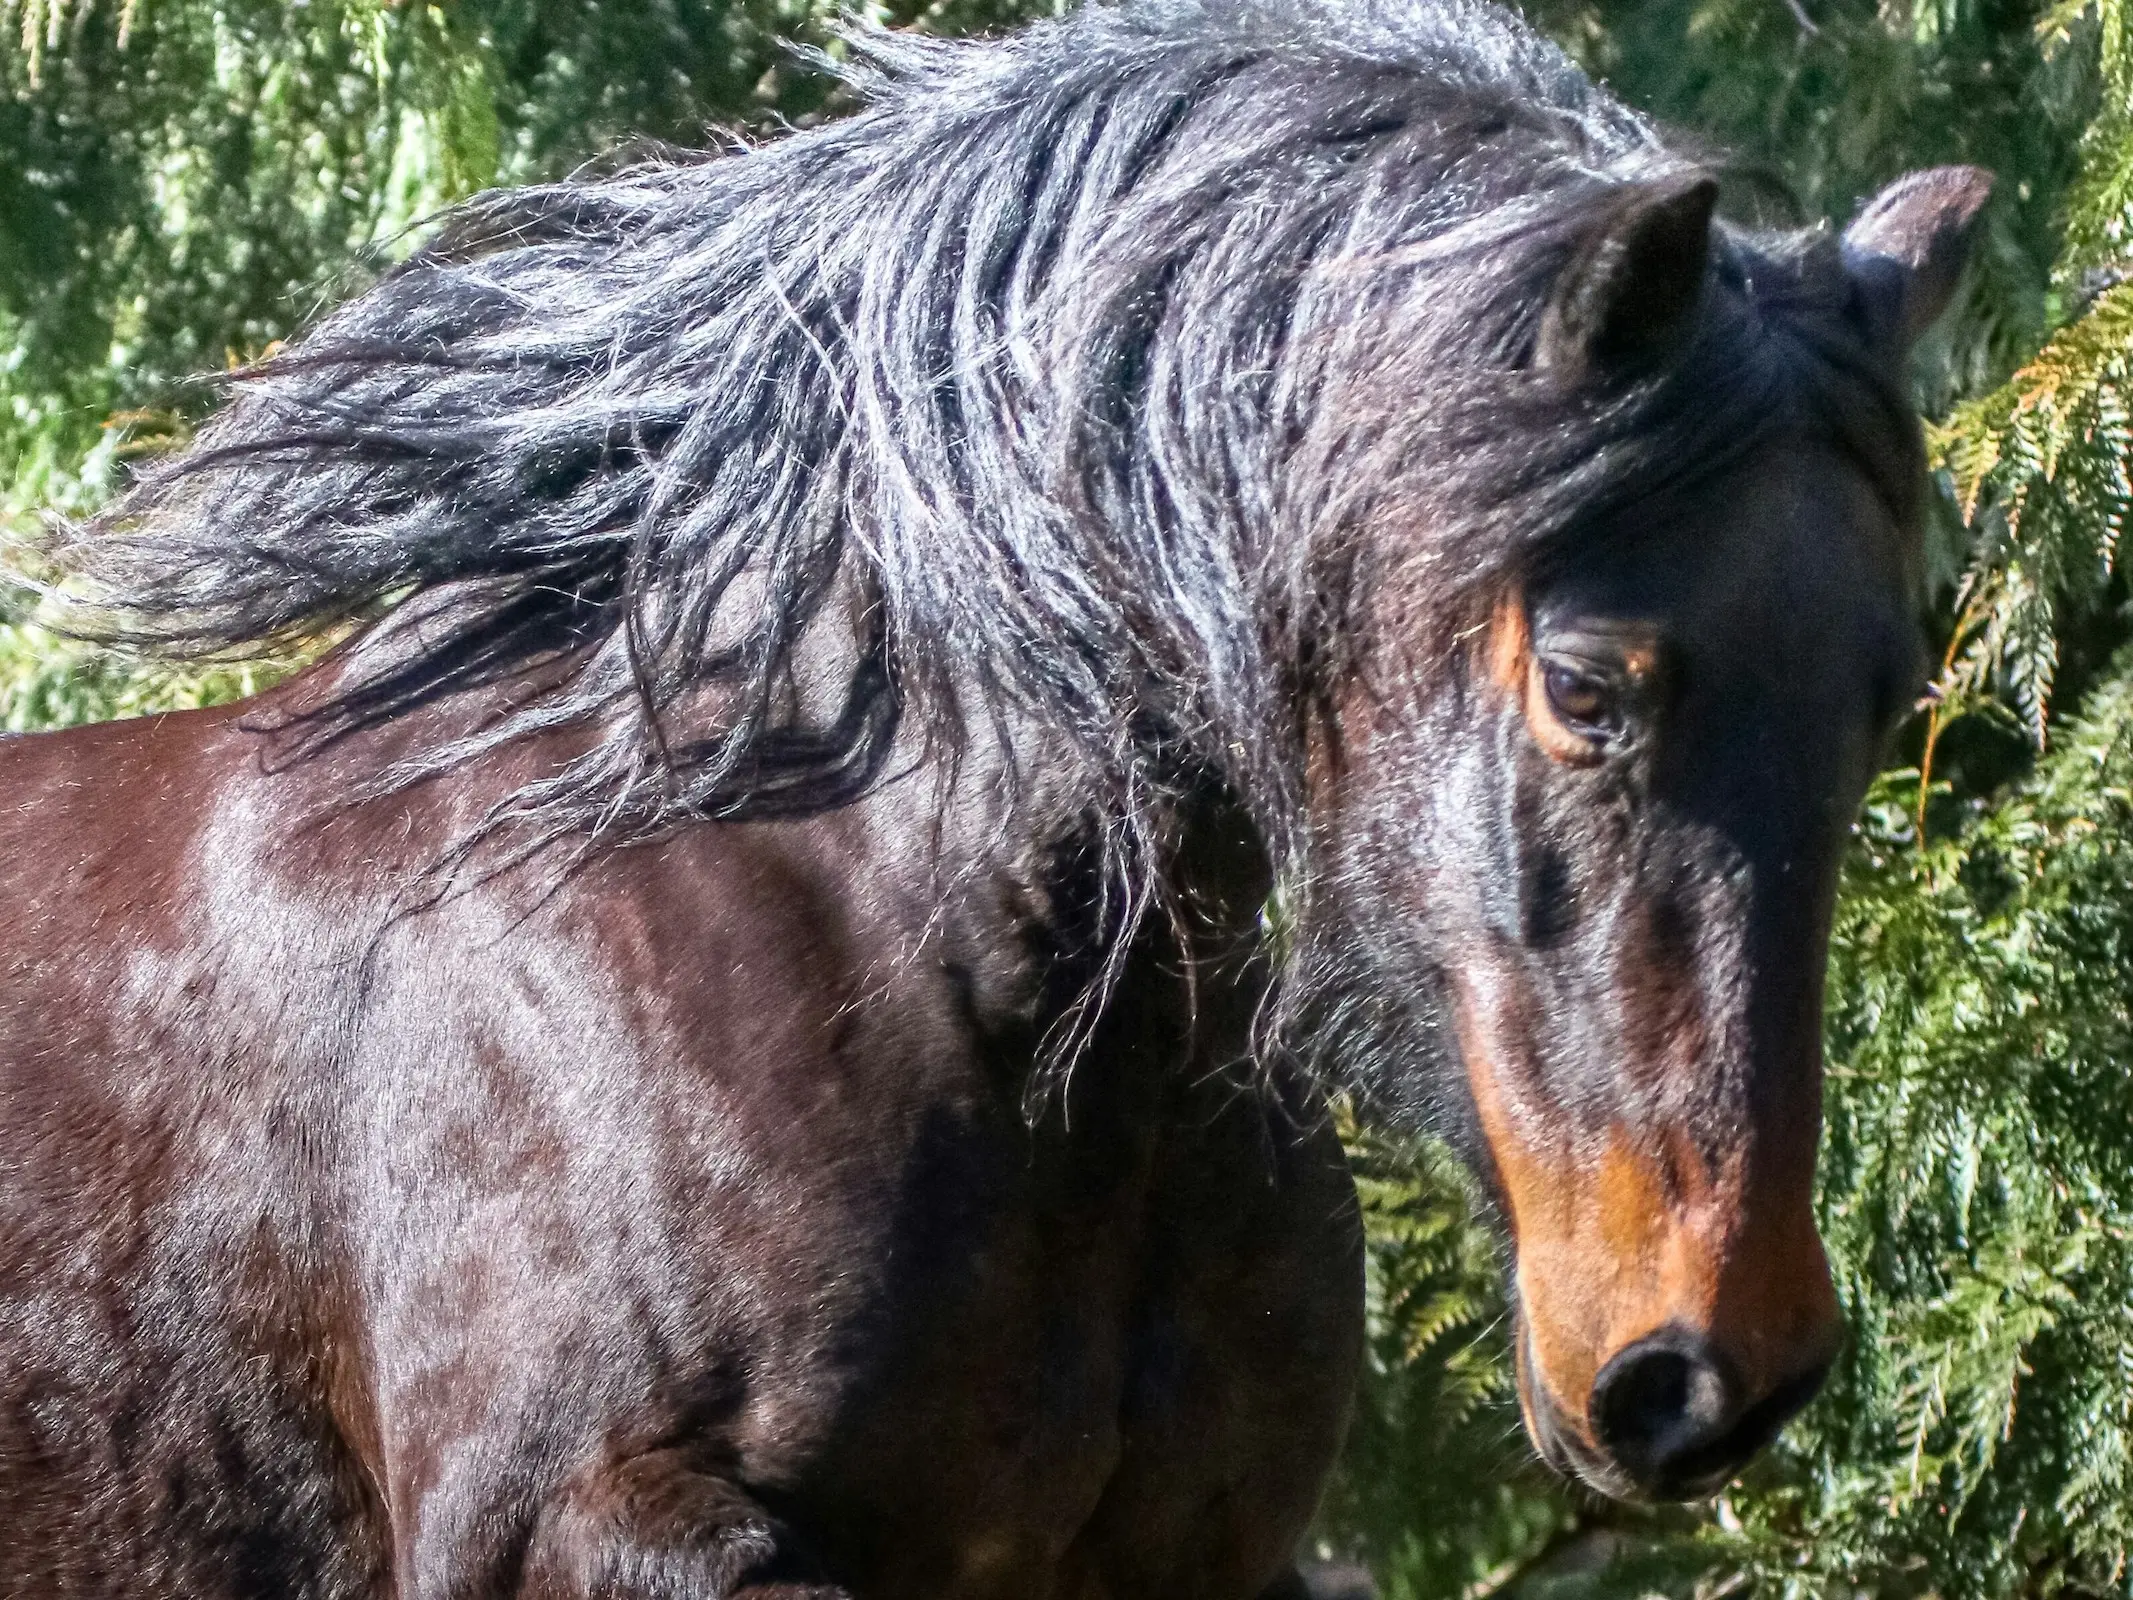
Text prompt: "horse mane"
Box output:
[[58, 0, 1916, 905]]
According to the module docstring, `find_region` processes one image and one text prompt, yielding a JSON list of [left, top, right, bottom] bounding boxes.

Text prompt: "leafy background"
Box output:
[[6, 0, 2133, 1595]]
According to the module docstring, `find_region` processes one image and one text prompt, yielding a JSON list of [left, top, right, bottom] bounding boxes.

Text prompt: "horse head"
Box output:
[[1309, 167, 1990, 1500]]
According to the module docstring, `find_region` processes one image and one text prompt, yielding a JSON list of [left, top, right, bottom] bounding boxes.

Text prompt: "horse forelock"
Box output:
[[59, 0, 1910, 935]]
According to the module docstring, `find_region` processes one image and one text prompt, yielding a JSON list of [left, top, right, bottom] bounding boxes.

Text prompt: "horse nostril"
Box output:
[[1595, 1331, 1723, 1467], [1587, 1330, 1834, 1499]]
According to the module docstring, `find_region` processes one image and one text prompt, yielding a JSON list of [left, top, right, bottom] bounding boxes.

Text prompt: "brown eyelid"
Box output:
[[1484, 593, 1668, 765], [1523, 654, 1612, 765], [1519, 624, 1667, 766]]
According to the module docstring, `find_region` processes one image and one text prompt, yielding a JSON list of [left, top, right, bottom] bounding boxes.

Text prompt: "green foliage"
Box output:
[[3, 0, 475, 531], [1935, 283, 2133, 740], [1928, 0, 2133, 746], [1782, 715, 2133, 1597], [2053, 0, 2133, 278], [0, 610, 279, 729]]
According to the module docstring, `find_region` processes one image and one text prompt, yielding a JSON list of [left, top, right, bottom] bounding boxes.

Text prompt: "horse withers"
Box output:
[[0, 0, 1986, 1593]]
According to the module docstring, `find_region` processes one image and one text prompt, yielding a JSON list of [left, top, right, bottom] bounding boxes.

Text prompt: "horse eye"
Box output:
[[1540, 660, 1621, 737]]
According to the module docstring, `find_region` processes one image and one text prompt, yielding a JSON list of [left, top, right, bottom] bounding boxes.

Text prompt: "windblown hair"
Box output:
[[63, 0, 1917, 901]]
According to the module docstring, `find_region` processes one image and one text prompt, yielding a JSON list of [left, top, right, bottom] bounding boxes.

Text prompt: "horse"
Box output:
[[0, 0, 1987, 1592]]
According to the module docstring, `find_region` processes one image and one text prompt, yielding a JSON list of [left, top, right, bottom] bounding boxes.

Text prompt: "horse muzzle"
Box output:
[[1518, 1315, 1839, 1502]]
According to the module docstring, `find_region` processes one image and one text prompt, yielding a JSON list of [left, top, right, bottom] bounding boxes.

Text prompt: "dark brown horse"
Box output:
[[0, 0, 1986, 1593]]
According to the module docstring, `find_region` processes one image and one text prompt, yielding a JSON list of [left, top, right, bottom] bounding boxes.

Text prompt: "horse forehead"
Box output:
[[1736, 443, 1909, 595], [1558, 441, 1914, 684]]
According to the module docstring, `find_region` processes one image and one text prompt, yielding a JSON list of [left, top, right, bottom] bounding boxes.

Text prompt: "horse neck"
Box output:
[[257, 656, 1281, 1098], [926, 731, 1277, 1091]]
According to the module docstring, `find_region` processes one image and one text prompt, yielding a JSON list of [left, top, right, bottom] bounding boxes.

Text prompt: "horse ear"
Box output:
[[1841, 166, 1995, 349], [1538, 173, 1719, 381]]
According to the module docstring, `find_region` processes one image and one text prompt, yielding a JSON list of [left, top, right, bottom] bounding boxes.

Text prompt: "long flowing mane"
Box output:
[[60, 0, 1915, 902]]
